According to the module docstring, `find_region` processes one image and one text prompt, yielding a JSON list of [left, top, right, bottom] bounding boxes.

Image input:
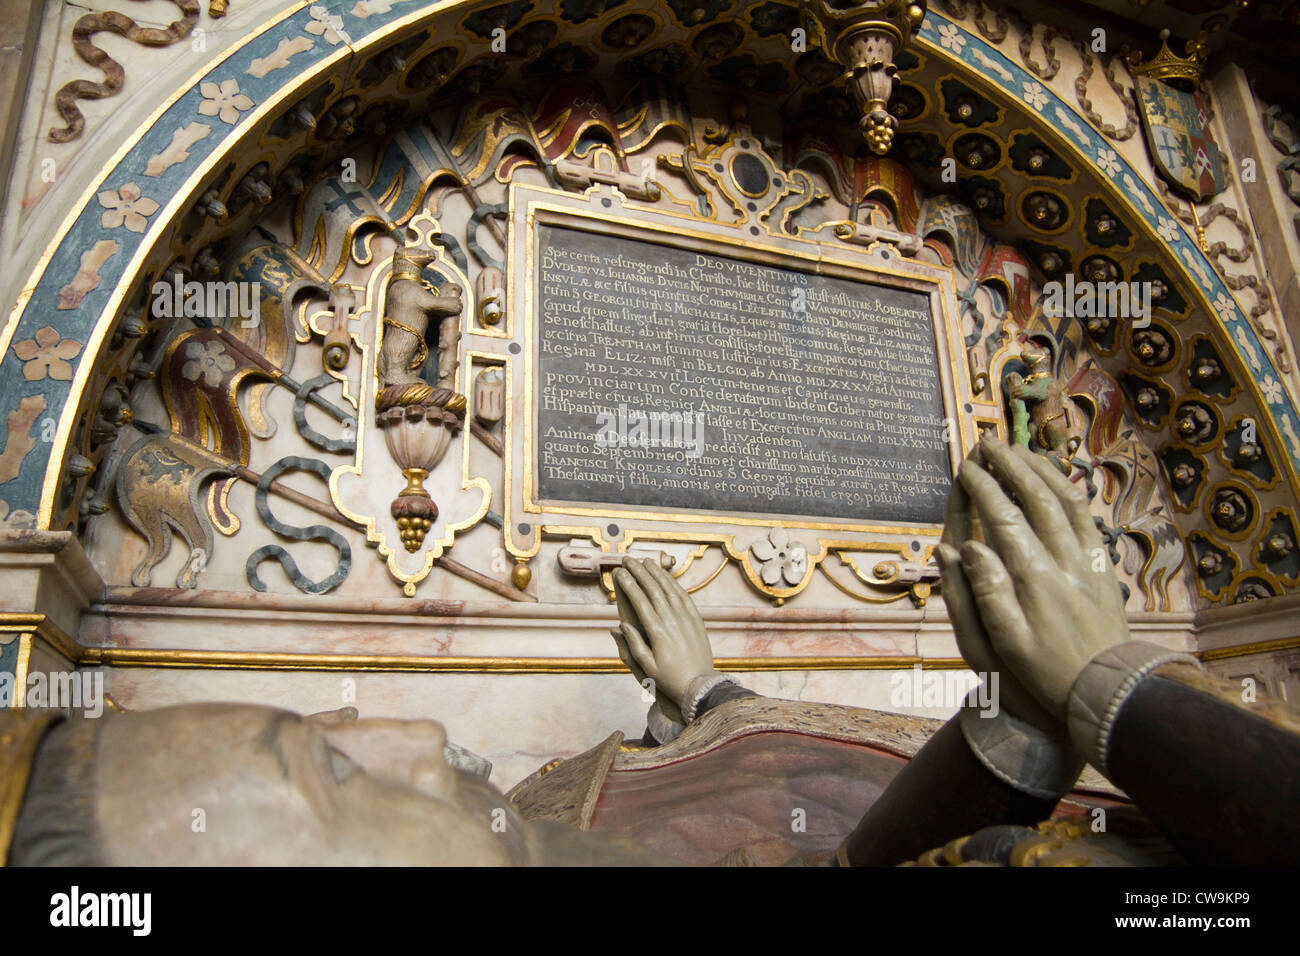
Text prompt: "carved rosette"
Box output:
[[800, 0, 927, 154], [376, 385, 467, 552]]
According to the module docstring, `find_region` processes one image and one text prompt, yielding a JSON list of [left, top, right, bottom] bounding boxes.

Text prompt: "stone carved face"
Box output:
[[93, 704, 529, 865]]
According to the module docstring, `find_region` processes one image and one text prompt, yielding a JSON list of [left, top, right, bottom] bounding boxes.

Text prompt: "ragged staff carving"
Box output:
[[225, 236, 330, 438], [115, 421, 353, 591], [160, 321, 354, 533], [115, 423, 528, 599], [156, 242, 330, 533], [159, 326, 260, 535], [118, 432, 351, 594], [376, 214, 467, 553]]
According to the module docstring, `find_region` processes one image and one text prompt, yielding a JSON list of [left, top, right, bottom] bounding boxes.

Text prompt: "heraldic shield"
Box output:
[[1136, 75, 1227, 202]]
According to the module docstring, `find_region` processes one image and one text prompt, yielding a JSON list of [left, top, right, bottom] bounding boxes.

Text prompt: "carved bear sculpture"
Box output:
[[378, 271, 463, 391]]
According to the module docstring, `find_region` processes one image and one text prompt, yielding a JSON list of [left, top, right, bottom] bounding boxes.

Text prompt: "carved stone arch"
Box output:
[[0, 0, 1294, 613]]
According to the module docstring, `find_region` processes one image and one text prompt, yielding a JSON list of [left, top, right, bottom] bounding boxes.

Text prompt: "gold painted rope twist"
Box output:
[[375, 382, 435, 411]]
